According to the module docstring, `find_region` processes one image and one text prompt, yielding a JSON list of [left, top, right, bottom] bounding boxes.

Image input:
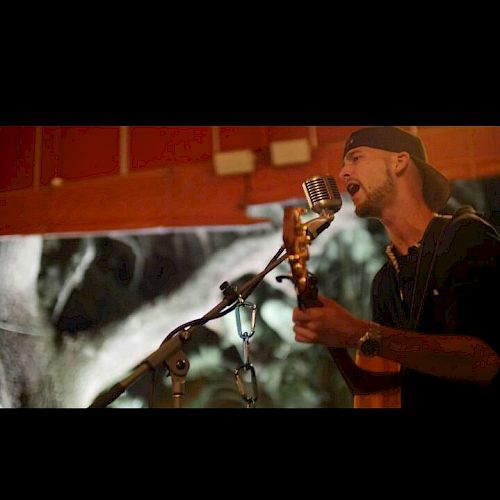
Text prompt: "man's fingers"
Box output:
[[293, 324, 315, 343]]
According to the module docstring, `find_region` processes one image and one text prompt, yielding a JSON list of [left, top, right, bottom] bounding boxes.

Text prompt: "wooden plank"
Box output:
[[0, 166, 267, 236]]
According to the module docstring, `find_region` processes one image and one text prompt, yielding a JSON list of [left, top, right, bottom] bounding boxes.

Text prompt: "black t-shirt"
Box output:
[[371, 214, 500, 408]]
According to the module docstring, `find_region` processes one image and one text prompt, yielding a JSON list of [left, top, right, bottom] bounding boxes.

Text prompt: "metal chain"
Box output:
[[234, 294, 258, 408]]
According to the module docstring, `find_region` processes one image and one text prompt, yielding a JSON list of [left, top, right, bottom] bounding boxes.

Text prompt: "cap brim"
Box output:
[[413, 158, 451, 212]]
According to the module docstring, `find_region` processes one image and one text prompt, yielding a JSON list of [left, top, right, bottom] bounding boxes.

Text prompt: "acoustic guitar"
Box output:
[[282, 206, 401, 408]]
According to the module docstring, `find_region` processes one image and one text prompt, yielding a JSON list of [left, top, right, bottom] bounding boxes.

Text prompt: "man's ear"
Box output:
[[394, 152, 411, 176]]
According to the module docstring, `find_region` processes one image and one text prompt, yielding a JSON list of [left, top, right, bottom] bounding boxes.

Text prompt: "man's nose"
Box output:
[[339, 163, 351, 183]]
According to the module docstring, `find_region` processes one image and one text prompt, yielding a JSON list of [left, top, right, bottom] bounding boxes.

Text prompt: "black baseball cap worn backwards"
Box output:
[[343, 126, 451, 212]]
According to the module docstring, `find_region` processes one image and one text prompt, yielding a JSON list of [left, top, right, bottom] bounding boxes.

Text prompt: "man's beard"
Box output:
[[355, 167, 396, 218]]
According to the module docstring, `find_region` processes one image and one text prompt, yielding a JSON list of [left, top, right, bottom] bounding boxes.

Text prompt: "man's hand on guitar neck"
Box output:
[[292, 294, 368, 349]]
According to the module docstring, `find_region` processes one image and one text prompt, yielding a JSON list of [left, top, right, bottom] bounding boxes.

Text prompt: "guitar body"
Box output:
[[283, 207, 401, 408], [353, 355, 400, 408]]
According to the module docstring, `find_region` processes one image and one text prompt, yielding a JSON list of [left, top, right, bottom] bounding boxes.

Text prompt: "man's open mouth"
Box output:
[[347, 182, 360, 196]]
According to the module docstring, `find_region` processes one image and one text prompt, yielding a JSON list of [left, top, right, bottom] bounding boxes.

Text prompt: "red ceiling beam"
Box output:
[[1, 126, 500, 236]]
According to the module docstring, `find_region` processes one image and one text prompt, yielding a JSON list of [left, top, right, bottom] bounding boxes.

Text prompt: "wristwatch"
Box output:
[[357, 322, 383, 357]]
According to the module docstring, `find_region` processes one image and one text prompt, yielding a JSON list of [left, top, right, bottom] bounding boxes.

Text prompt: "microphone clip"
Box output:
[[304, 212, 334, 241]]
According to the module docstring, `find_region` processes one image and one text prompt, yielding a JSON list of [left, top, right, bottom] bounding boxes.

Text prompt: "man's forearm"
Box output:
[[367, 322, 499, 384]]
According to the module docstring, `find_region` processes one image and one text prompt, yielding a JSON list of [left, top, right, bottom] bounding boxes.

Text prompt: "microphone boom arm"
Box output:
[[88, 250, 289, 408], [304, 212, 335, 240]]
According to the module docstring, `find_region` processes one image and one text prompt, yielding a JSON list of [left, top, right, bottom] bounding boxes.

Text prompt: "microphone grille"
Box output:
[[303, 175, 342, 213]]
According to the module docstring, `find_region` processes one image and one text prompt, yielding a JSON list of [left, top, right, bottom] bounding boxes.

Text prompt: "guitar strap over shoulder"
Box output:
[[409, 205, 488, 331], [408, 215, 451, 330]]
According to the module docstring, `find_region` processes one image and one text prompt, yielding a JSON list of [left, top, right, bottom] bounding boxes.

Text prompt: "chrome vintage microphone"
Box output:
[[302, 174, 342, 240]]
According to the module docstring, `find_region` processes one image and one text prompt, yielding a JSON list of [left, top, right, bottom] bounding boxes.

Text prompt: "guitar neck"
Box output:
[[283, 206, 400, 398], [298, 296, 321, 310]]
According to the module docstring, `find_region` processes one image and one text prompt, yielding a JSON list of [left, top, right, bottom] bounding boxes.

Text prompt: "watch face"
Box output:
[[361, 337, 380, 357]]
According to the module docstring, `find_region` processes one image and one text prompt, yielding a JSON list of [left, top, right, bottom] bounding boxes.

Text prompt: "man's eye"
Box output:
[[352, 155, 360, 162]]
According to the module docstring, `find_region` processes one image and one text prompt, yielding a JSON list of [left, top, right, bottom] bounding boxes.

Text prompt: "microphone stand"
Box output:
[[88, 249, 289, 408]]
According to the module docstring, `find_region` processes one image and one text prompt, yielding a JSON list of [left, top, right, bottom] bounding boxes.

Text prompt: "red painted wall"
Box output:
[[40, 127, 120, 185], [0, 127, 35, 192]]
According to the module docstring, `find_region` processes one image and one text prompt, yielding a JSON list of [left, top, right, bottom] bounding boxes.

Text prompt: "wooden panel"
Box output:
[[60, 126, 120, 180], [268, 126, 311, 142], [40, 127, 62, 185], [0, 126, 36, 192], [219, 126, 267, 151], [420, 126, 500, 181], [421, 126, 472, 165], [470, 126, 500, 156], [130, 126, 212, 170], [40, 127, 120, 185], [0, 166, 267, 236]]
